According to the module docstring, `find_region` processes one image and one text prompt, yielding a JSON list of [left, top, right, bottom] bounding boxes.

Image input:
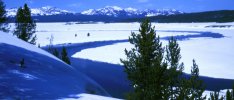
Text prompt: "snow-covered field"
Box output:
[[5, 22, 234, 99], [72, 29, 234, 79], [22, 22, 234, 79]]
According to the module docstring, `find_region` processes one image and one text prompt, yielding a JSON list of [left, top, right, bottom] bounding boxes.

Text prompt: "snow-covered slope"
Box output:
[[6, 6, 74, 17], [81, 6, 183, 17], [0, 32, 59, 61], [0, 32, 109, 99]]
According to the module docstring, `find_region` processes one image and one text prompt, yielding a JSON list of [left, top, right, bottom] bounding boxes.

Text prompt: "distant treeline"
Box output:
[[125, 10, 234, 23], [7, 10, 234, 23]]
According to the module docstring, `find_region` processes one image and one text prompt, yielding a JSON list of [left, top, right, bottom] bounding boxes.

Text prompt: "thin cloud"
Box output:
[[69, 3, 82, 7]]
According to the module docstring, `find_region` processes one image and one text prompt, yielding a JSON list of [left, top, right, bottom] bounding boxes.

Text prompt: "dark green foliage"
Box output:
[[225, 85, 234, 100], [189, 59, 206, 100], [226, 90, 232, 100], [166, 37, 182, 68], [166, 37, 184, 99], [52, 48, 60, 58], [48, 36, 70, 65], [0, 0, 8, 32], [209, 87, 234, 100], [121, 19, 206, 100], [61, 47, 71, 65], [232, 86, 234, 99], [121, 18, 167, 99], [125, 10, 234, 23], [176, 78, 191, 99], [14, 4, 36, 45], [209, 91, 224, 100]]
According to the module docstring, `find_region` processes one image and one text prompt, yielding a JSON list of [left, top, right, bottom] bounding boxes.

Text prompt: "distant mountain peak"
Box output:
[[104, 6, 123, 11], [124, 7, 138, 12], [41, 6, 54, 9]]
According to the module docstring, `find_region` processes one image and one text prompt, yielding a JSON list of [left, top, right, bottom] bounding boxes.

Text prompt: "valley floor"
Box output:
[[4, 22, 234, 99]]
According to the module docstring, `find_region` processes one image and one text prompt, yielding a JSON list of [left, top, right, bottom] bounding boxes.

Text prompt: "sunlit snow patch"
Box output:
[[72, 43, 133, 65]]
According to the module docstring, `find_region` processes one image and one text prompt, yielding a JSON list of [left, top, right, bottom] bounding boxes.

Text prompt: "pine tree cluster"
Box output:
[[49, 46, 71, 65], [0, 0, 8, 32], [121, 19, 207, 100], [13, 4, 37, 45]]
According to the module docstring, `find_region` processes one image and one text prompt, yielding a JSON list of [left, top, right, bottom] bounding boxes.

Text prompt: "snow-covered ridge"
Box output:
[[6, 6, 74, 17], [6, 6, 183, 17], [81, 6, 184, 17], [0, 32, 60, 61]]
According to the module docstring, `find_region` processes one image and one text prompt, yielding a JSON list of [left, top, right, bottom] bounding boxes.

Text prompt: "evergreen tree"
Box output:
[[225, 86, 234, 100], [121, 18, 168, 99], [121, 18, 206, 100], [231, 86, 234, 99], [189, 59, 206, 100], [0, 0, 8, 32], [166, 36, 184, 99], [61, 47, 71, 65], [14, 4, 36, 44], [226, 90, 232, 100], [209, 91, 224, 100], [176, 78, 191, 99], [52, 48, 60, 58]]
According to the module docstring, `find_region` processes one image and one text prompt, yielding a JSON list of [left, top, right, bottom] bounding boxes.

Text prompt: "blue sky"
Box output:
[[3, 0, 234, 12]]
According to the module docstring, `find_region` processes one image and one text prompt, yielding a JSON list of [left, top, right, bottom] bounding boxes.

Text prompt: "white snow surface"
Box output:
[[14, 22, 219, 47], [69, 22, 234, 79], [8, 70, 38, 80], [59, 93, 122, 100], [0, 31, 60, 61], [8, 22, 234, 79]]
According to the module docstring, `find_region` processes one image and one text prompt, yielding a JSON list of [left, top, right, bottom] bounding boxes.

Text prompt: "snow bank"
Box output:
[[0, 32, 60, 61], [0, 31, 110, 99]]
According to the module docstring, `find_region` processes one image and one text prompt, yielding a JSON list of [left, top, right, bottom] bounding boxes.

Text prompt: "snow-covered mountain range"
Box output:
[[6, 6, 183, 17], [81, 6, 183, 17], [6, 6, 74, 17]]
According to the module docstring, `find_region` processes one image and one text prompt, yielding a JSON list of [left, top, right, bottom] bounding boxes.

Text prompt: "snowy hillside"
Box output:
[[0, 31, 58, 60], [0, 32, 109, 99], [81, 6, 183, 17], [6, 6, 74, 17]]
